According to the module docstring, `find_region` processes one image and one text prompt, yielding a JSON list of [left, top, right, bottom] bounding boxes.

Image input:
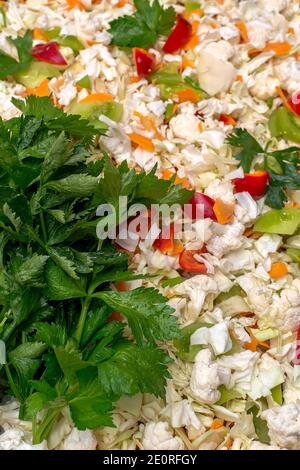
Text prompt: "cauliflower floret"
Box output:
[[206, 222, 245, 258], [141, 421, 184, 450], [190, 349, 231, 404], [237, 273, 273, 317], [240, 275, 300, 331], [0, 428, 47, 450], [61, 428, 97, 450], [249, 69, 280, 100], [169, 113, 201, 143], [173, 275, 218, 320], [274, 57, 300, 95], [261, 403, 300, 450]]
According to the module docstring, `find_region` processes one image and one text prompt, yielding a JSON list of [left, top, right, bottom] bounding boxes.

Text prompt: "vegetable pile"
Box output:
[[0, 96, 193, 444]]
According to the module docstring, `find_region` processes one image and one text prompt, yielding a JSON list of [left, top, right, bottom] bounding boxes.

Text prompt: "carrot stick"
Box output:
[[128, 133, 155, 152], [275, 86, 298, 116], [173, 88, 200, 103], [79, 92, 113, 103], [236, 21, 249, 43]]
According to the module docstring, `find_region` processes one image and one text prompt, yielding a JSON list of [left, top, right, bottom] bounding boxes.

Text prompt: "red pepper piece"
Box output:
[[233, 171, 269, 199], [108, 311, 124, 322], [153, 223, 184, 256], [296, 326, 300, 365], [186, 192, 217, 221], [288, 91, 300, 116], [163, 16, 192, 53], [133, 47, 155, 78], [179, 248, 207, 273], [32, 42, 67, 66]]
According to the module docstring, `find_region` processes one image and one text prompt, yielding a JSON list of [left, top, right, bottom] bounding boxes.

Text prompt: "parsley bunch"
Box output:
[[227, 128, 300, 209], [0, 97, 190, 444], [109, 0, 176, 48]]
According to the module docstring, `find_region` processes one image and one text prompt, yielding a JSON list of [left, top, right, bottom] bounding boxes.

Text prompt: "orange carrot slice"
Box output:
[[173, 88, 200, 103], [128, 133, 155, 152], [269, 261, 288, 279], [213, 199, 235, 224], [33, 28, 48, 41], [27, 79, 50, 97], [79, 92, 113, 103], [66, 0, 85, 10]]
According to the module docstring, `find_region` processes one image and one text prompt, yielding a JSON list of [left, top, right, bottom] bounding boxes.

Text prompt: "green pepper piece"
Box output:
[[164, 103, 175, 121], [44, 27, 61, 40], [271, 384, 283, 405], [14, 61, 61, 87], [161, 276, 183, 288], [152, 71, 183, 86], [185, 1, 202, 12], [67, 100, 123, 130], [254, 208, 300, 235], [76, 75, 91, 90], [57, 35, 84, 54], [269, 107, 300, 144], [215, 285, 245, 304], [286, 247, 300, 263], [265, 154, 283, 174]]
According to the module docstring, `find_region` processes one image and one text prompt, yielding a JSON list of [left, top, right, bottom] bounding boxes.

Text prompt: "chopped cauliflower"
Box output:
[[206, 222, 245, 258], [141, 421, 184, 450], [169, 114, 201, 143], [0, 428, 47, 450], [61, 428, 97, 450], [261, 403, 300, 450], [190, 349, 231, 404]]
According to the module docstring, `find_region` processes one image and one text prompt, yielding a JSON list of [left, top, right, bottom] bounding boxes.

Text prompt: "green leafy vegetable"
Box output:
[[0, 31, 33, 79], [226, 128, 263, 173], [108, 0, 176, 48], [0, 96, 189, 444], [250, 406, 271, 444]]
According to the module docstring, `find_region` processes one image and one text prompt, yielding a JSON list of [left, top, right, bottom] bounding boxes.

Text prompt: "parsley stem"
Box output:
[[4, 363, 21, 401], [74, 296, 91, 344], [39, 212, 47, 243]]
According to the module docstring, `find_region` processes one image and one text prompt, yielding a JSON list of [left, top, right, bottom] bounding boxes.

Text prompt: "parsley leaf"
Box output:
[[108, 0, 176, 48], [98, 344, 171, 397], [0, 31, 32, 79], [94, 287, 181, 346], [226, 128, 264, 172], [0, 96, 185, 444]]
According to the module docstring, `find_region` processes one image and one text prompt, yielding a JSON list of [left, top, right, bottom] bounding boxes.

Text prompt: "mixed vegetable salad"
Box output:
[[0, 0, 300, 451]]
